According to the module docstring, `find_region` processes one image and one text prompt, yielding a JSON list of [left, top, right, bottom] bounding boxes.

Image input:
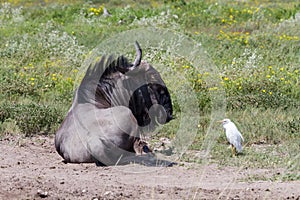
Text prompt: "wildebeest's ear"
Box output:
[[115, 56, 131, 74]]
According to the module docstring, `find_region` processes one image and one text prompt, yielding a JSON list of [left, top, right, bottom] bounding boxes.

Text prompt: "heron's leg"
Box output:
[[231, 145, 236, 157]]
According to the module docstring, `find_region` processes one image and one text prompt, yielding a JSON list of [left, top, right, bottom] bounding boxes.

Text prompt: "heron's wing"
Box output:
[[239, 132, 244, 142], [229, 122, 244, 142], [234, 128, 244, 152], [227, 129, 243, 152], [225, 129, 236, 144]]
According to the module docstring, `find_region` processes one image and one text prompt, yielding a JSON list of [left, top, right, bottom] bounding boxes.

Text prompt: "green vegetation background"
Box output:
[[0, 0, 299, 180]]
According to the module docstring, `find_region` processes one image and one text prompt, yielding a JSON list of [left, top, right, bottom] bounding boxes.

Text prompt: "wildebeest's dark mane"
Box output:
[[97, 56, 132, 93], [95, 55, 132, 107]]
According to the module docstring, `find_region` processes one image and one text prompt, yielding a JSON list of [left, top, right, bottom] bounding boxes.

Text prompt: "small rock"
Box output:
[[104, 191, 113, 196], [82, 189, 87, 193], [37, 190, 48, 198], [233, 195, 240, 200]]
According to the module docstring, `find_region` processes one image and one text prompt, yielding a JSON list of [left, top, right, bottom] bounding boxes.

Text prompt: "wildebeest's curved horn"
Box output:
[[133, 41, 142, 67]]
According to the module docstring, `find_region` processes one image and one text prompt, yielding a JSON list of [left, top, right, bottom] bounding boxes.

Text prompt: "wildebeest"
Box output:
[[55, 41, 174, 166]]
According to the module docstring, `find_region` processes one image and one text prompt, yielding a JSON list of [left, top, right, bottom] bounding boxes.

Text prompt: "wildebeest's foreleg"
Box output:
[[88, 135, 174, 167]]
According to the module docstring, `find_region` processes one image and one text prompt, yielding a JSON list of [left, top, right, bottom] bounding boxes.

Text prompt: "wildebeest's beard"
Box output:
[[129, 83, 173, 127]]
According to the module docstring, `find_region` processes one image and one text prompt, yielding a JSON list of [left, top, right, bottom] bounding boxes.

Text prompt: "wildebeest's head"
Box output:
[[86, 42, 173, 129], [98, 42, 172, 126]]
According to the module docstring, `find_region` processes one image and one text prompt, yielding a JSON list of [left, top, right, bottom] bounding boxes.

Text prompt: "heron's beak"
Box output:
[[217, 120, 223, 123]]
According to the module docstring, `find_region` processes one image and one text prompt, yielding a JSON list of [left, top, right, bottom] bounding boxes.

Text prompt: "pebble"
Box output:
[[37, 189, 48, 198]]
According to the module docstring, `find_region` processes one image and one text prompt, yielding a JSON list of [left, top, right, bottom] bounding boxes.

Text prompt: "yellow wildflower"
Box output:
[[208, 87, 218, 91], [67, 77, 73, 82]]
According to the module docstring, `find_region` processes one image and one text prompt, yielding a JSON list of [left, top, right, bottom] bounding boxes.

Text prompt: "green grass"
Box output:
[[0, 0, 299, 179]]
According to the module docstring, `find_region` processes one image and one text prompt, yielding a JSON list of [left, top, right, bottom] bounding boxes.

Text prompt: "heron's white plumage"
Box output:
[[221, 119, 244, 153]]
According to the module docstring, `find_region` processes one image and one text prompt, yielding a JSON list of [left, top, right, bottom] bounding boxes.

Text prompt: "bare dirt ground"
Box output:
[[0, 135, 299, 200]]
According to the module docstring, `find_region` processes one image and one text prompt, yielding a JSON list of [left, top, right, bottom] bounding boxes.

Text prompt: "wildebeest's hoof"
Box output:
[[167, 162, 177, 167]]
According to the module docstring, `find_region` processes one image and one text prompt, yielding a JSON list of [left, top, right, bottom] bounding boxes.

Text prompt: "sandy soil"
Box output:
[[0, 135, 299, 200]]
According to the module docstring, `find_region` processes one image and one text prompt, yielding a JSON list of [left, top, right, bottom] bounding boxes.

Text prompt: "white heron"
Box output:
[[219, 119, 244, 156]]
